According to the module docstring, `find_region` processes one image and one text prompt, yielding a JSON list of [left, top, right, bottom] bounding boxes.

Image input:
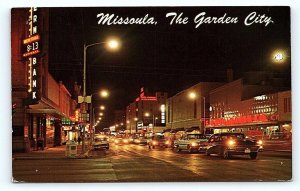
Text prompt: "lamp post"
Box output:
[[188, 91, 206, 134], [81, 38, 120, 154]]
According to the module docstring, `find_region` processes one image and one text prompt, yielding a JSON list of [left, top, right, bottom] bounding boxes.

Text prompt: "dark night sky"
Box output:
[[47, 7, 290, 127]]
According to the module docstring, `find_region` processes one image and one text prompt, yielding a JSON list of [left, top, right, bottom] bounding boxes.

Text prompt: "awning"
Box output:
[[205, 121, 280, 129], [26, 108, 66, 118]]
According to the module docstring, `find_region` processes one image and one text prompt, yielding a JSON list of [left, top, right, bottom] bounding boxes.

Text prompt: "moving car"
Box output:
[[134, 136, 148, 145], [148, 135, 168, 149], [114, 137, 129, 145], [205, 132, 263, 159], [174, 133, 208, 153], [93, 136, 109, 150]]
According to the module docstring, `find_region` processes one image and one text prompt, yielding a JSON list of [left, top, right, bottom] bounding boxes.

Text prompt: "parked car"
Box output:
[[93, 136, 109, 150], [174, 133, 208, 153], [148, 135, 168, 149], [204, 132, 263, 159]]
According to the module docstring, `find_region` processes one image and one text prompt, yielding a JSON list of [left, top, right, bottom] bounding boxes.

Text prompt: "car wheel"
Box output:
[[223, 150, 230, 159], [206, 150, 210, 156], [176, 147, 181, 152], [250, 152, 257, 160], [188, 146, 194, 153]]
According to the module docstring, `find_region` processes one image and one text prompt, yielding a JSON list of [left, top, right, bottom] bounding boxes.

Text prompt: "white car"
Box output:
[[93, 136, 109, 150], [174, 134, 208, 153]]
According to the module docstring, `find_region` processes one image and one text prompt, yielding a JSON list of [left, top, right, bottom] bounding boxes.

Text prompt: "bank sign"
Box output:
[[23, 7, 41, 103]]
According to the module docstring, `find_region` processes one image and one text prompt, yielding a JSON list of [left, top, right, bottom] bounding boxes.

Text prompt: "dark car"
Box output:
[[204, 133, 263, 159], [148, 135, 167, 149]]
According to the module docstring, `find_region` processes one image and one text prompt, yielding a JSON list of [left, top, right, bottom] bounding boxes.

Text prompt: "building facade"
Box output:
[[206, 78, 291, 138], [126, 88, 167, 133], [166, 82, 224, 133], [12, 8, 77, 152]]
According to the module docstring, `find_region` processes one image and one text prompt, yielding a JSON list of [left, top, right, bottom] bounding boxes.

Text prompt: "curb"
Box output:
[[263, 149, 292, 153]]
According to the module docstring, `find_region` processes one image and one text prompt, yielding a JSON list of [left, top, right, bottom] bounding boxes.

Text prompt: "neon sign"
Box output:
[[23, 7, 41, 103], [206, 114, 278, 127], [135, 87, 157, 101]]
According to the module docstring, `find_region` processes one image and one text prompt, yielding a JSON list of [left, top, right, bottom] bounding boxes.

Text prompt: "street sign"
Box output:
[[78, 96, 92, 103]]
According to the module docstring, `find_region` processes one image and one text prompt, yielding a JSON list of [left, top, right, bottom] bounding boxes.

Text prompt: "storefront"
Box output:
[[207, 90, 292, 140]]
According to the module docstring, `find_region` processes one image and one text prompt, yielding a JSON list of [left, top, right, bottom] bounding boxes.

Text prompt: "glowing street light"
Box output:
[[100, 90, 109, 98], [107, 38, 120, 50], [144, 112, 150, 117], [82, 37, 120, 154], [189, 92, 197, 100], [100, 105, 105, 110], [134, 117, 138, 121], [271, 49, 287, 64], [99, 112, 104, 116]]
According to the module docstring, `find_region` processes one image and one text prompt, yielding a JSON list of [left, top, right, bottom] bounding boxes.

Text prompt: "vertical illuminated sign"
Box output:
[[23, 7, 41, 103], [161, 104, 166, 124]]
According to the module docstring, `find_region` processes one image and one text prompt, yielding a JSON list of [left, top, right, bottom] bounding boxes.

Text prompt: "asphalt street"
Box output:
[[12, 143, 292, 182]]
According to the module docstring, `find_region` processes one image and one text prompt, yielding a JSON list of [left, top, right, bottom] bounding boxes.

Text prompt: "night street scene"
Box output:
[[11, 7, 291, 182]]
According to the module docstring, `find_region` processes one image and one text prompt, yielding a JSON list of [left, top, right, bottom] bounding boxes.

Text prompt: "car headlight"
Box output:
[[191, 142, 198, 147], [257, 140, 263, 145], [165, 141, 170, 145], [137, 140, 141, 143], [115, 140, 119, 143], [227, 140, 236, 146], [152, 141, 157, 145], [123, 139, 128, 143]]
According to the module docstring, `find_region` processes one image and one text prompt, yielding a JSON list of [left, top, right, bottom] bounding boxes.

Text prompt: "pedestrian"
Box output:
[[78, 136, 82, 145]]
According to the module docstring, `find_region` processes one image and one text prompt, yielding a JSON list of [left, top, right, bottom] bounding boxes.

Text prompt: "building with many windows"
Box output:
[[126, 88, 167, 133], [207, 78, 291, 138]]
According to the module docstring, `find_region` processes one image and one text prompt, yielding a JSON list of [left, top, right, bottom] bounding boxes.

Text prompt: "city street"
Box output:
[[12, 143, 292, 182]]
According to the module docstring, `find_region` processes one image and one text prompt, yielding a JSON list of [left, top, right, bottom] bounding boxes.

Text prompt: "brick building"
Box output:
[[166, 82, 224, 133], [12, 8, 77, 152], [207, 78, 291, 137], [126, 88, 167, 133]]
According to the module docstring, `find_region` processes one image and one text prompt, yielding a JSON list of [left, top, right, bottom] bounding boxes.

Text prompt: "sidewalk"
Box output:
[[12, 144, 92, 160]]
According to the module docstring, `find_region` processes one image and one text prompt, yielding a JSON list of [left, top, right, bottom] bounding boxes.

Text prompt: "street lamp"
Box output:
[[144, 112, 158, 133], [188, 91, 206, 133], [100, 105, 105, 110], [134, 117, 138, 133], [100, 89, 109, 98], [81, 38, 120, 154], [271, 49, 287, 64]]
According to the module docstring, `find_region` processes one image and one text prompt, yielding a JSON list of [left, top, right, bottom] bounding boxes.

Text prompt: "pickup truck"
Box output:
[[174, 134, 209, 153]]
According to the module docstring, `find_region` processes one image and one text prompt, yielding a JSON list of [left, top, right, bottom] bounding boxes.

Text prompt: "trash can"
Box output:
[[65, 140, 77, 158]]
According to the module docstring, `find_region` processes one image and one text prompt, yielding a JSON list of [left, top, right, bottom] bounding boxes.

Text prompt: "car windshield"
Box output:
[[220, 134, 244, 140], [95, 137, 107, 141], [187, 134, 206, 139]]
